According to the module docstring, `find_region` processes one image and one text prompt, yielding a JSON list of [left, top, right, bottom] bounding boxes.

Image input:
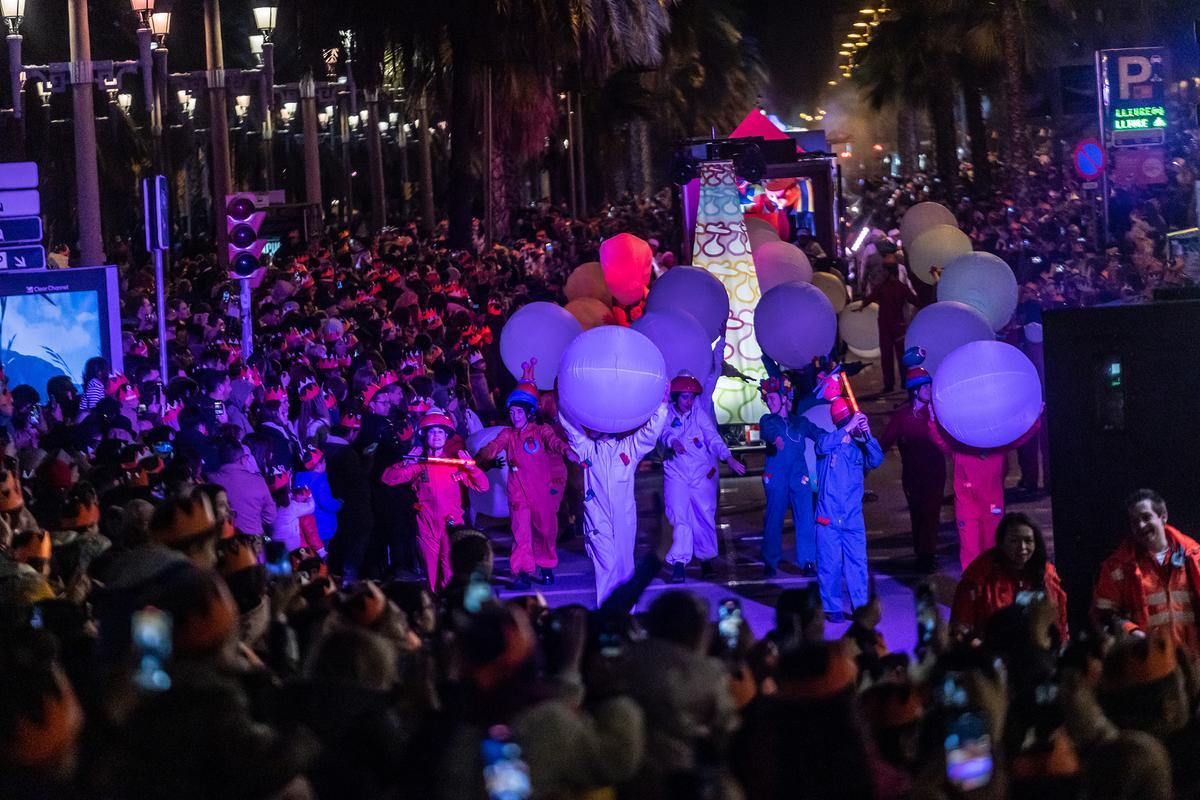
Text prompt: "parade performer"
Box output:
[[759, 377, 827, 579], [815, 399, 884, 622], [660, 371, 746, 583], [929, 400, 1041, 571], [476, 360, 579, 589], [560, 393, 669, 604], [381, 411, 488, 592], [879, 348, 945, 573]]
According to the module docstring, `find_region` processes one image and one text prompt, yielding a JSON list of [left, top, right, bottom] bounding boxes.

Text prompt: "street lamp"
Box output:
[[248, 33, 263, 64], [253, 4, 277, 40], [1, 0, 25, 33], [150, 10, 171, 43], [130, 0, 154, 26], [117, 92, 132, 112]]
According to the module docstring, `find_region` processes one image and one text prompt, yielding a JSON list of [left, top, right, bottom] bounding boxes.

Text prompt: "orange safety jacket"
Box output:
[[1092, 525, 1200, 657]]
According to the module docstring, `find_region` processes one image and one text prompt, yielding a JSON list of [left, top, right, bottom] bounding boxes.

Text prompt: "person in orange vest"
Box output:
[[1092, 489, 1200, 657], [950, 512, 1068, 641]]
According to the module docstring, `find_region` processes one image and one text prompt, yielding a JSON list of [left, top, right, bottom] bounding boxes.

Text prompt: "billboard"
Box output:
[[1099, 47, 1168, 147], [0, 266, 122, 391]]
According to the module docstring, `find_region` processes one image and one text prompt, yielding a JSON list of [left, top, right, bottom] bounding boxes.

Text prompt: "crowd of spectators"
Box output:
[[4, 181, 1200, 800]]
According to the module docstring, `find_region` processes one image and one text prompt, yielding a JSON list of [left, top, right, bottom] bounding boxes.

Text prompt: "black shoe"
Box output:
[[825, 611, 845, 623], [763, 563, 778, 579], [667, 563, 686, 584], [512, 572, 532, 590], [800, 561, 818, 578], [538, 567, 555, 585], [700, 559, 717, 580]]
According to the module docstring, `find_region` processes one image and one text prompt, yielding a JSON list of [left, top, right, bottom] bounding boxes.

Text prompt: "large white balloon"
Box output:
[[558, 326, 667, 433], [900, 201, 956, 247], [907, 224, 972, 284], [754, 281, 837, 369], [812, 271, 848, 313], [645, 266, 730, 341], [745, 216, 782, 250], [839, 301, 881, 358], [933, 340, 1042, 449], [904, 301, 994, 375], [632, 308, 713, 386], [465, 426, 510, 520], [753, 240, 813, 292], [499, 302, 583, 390], [936, 251, 1019, 332]]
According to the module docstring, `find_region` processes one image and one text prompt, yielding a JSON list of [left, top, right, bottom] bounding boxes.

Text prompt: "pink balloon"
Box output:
[[600, 233, 653, 306], [753, 240, 813, 293]]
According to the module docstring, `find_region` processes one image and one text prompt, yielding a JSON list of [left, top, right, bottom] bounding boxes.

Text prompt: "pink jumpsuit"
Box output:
[[930, 418, 1041, 570], [476, 423, 573, 574], [382, 458, 488, 591]]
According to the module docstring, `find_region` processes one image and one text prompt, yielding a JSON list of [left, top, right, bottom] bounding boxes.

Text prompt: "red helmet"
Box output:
[[830, 397, 855, 425], [669, 373, 703, 395], [418, 411, 455, 433]]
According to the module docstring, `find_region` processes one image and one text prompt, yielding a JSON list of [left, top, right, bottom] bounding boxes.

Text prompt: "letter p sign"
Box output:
[[1118, 56, 1151, 100]]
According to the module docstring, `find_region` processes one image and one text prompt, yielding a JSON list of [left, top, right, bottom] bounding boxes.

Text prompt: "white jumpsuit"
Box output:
[[560, 403, 669, 604], [659, 406, 730, 566]]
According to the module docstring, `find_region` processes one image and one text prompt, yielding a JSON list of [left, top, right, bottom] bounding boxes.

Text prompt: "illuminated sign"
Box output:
[[1100, 47, 1168, 147]]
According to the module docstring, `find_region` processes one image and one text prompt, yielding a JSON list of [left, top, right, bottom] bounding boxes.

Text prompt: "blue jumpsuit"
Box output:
[[760, 411, 826, 569], [815, 427, 884, 615]]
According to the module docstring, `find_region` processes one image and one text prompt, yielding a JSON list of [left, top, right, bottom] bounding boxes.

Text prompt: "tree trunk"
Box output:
[[896, 104, 919, 178], [489, 133, 511, 241], [418, 94, 435, 232], [928, 77, 959, 192], [999, 0, 1028, 177], [447, 16, 478, 249], [962, 82, 991, 197]]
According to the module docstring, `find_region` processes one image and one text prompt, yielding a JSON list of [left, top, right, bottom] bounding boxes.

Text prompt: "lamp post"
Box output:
[[68, 0, 105, 266], [300, 72, 322, 233], [365, 86, 385, 231], [252, 4, 276, 188], [203, 0, 232, 263], [149, 10, 169, 174], [130, 0, 154, 117]]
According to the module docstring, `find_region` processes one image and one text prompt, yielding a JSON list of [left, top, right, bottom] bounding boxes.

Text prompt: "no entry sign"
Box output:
[[1073, 139, 1105, 180]]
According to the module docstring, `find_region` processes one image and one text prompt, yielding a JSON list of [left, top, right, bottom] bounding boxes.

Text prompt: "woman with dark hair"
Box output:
[[950, 512, 1068, 640], [81, 356, 110, 411]]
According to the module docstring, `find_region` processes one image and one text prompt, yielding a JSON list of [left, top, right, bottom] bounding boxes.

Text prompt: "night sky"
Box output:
[[747, 0, 844, 120]]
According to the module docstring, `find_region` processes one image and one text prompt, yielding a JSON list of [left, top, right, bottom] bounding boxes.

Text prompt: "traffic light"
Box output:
[[225, 193, 267, 278]]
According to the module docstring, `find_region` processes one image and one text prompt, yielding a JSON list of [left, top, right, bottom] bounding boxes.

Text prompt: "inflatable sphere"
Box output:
[[812, 271, 848, 313], [600, 233, 653, 306], [465, 426, 510, 520], [899, 201, 956, 247], [1024, 322, 1044, 344], [564, 261, 612, 305], [644, 266, 730, 341], [499, 302, 583, 390], [932, 340, 1042, 449], [745, 215, 782, 250], [907, 224, 972, 284], [558, 326, 667, 433], [754, 281, 837, 369], [937, 251, 1019, 331], [632, 308, 713, 387], [839, 301, 881, 358], [753, 240, 813, 293], [904, 301, 993, 375], [565, 297, 612, 330]]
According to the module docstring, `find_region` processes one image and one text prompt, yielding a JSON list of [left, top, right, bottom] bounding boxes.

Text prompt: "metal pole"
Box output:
[[154, 247, 168, 379], [136, 26, 153, 118], [574, 90, 587, 217], [365, 87, 386, 232], [7, 33, 24, 157], [418, 93, 434, 231], [203, 0, 232, 261], [68, 0, 104, 266], [300, 74, 323, 233], [398, 121, 411, 220], [1094, 49, 1110, 250], [240, 278, 252, 357], [565, 93, 577, 217], [261, 41, 275, 189], [483, 64, 493, 245], [338, 89, 352, 226], [151, 45, 167, 176]]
